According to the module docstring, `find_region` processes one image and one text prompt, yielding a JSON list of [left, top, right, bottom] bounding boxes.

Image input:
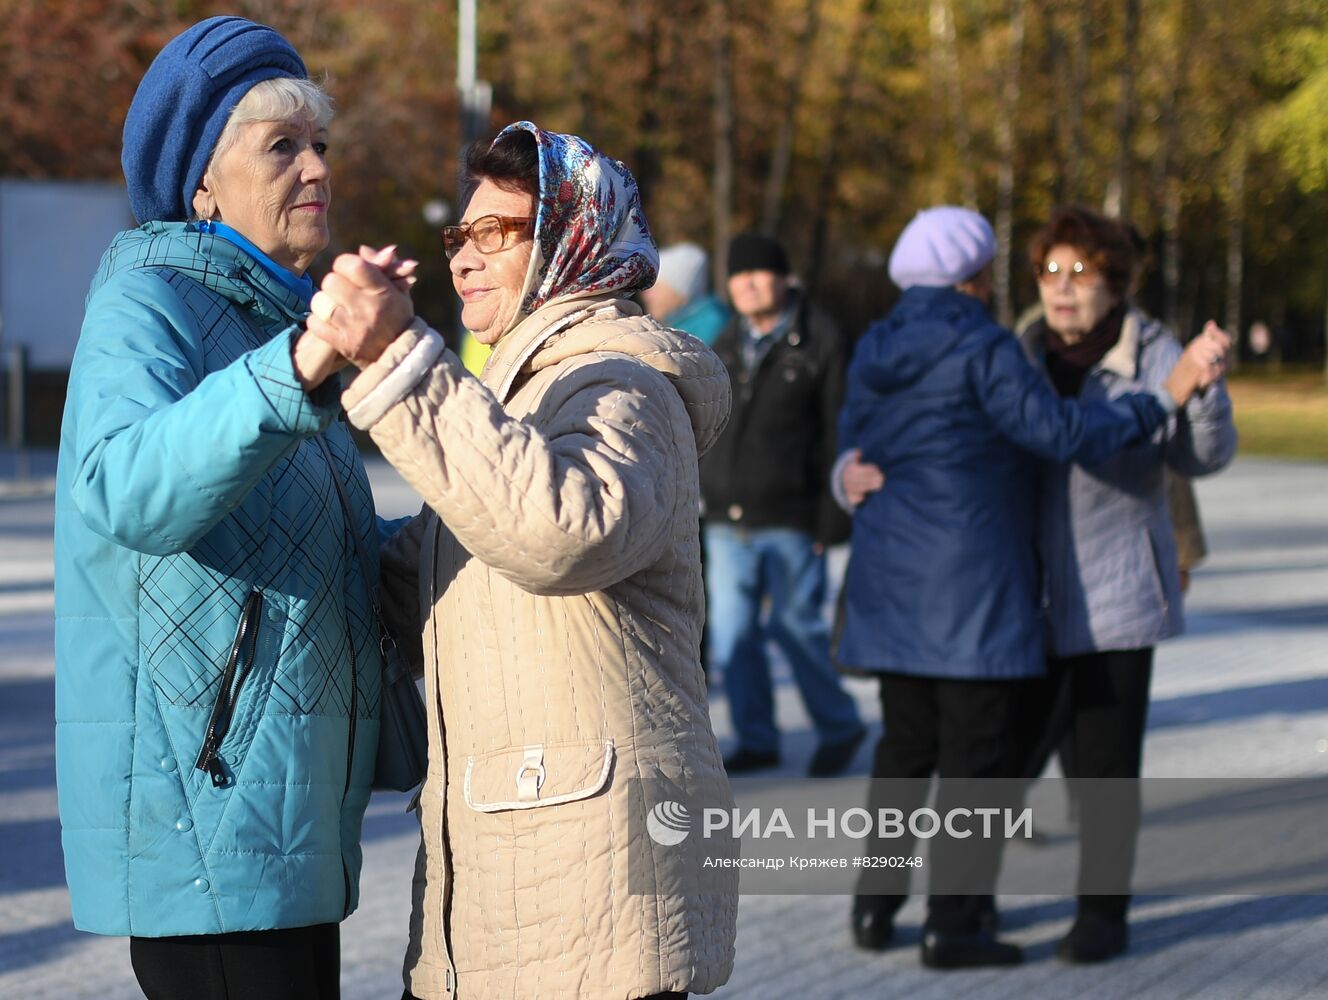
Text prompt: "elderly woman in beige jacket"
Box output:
[[306, 122, 737, 1000]]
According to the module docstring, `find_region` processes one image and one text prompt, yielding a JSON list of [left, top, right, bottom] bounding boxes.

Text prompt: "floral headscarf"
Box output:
[[494, 121, 659, 319]]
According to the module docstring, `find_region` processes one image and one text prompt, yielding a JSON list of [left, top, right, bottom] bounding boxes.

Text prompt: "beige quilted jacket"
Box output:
[[344, 296, 738, 1000]]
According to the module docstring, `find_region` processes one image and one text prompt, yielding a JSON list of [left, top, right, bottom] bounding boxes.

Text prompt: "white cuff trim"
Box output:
[[830, 449, 857, 514], [347, 319, 445, 429]]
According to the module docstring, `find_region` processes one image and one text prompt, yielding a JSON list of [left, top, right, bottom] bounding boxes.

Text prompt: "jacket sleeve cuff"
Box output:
[[829, 449, 857, 513], [246, 326, 340, 434], [342, 319, 445, 430], [1150, 387, 1179, 417]]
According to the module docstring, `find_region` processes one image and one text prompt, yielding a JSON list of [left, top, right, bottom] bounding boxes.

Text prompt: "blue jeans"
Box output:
[[705, 523, 862, 754]]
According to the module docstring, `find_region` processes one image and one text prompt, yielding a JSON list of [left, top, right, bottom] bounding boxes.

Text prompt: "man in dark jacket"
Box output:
[[699, 231, 863, 777]]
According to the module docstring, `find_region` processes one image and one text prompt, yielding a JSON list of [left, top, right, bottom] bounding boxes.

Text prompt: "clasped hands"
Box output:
[[1162, 321, 1231, 406], [293, 245, 418, 390]]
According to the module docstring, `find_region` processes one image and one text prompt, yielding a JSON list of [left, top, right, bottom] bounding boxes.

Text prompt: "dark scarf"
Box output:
[[1041, 301, 1127, 397]]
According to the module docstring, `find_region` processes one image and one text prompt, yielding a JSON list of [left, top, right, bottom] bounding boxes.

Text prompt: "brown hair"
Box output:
[[1028, 204, 1137, 298], [463, 128, 540, 204]]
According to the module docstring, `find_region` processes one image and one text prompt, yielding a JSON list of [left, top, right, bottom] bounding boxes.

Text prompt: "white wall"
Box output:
[[0, 179, 133, 369]]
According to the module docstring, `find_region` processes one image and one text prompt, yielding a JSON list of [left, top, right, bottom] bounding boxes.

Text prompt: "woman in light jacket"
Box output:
[[1021, 204, 1236, 962], [306, 122, 737, 1000], [55, 16, 416, 999]]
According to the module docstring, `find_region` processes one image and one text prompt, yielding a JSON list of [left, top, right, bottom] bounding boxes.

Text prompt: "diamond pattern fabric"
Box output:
[[55, 222, 386, 936]]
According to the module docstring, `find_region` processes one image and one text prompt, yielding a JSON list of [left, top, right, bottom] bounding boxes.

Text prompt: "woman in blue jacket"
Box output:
[[835, 208, 1222, 970], [55, 18, 418, 999]]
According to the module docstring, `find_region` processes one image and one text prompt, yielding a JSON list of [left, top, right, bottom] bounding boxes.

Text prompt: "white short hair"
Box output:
[[211, 77, 334, 162]]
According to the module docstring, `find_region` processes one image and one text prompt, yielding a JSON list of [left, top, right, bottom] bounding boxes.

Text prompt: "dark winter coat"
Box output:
[[699, 290, 850, 545]]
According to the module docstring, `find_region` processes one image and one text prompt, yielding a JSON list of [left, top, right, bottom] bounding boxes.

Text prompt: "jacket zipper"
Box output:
[[341, 619, 359, 918], [430, 522, 457, 993], [195, 590, 264, 787]]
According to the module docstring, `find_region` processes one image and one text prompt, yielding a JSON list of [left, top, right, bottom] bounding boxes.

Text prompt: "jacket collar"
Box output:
[[1098, 308, 1141, 379], [139, 221, 312, 328], [480, 294, 637, 403]]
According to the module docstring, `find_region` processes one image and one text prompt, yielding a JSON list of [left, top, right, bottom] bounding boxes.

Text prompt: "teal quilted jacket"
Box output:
[[55, 222, 385, 936]]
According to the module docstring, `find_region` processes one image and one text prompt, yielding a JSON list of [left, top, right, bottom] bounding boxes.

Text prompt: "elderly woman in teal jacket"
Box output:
[[55, 17, 417, 999]]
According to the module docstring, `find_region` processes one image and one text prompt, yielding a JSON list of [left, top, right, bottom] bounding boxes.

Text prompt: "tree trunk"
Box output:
[[930, 0, 976, 208], [994, 0, 1026, 328], [807, 0, 880, 297], [761, 0, 823, 235], [711, 0, 735, 293], [1225, 139, 1246, 369], [1155, 0, 1187, 329], [630, 0, 662, 207], [1103, 0, 1138, 219], [1056, 0, 1090, 202], [1163, 179, 1182, 329]]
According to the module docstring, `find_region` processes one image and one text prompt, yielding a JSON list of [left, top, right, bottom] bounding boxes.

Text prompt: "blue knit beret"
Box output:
[[122, 16, 307, 224]]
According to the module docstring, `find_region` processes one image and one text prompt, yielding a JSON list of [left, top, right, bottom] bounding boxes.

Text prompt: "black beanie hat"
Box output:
[[727, 231, 790, 276]]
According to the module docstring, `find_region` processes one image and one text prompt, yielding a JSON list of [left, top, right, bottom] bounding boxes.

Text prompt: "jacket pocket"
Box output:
[[463, 740, 614, 813], [193, 589, 264, 787]]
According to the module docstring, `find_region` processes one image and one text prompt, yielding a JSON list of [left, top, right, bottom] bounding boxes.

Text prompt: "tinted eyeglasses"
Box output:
[[1035, 258, 1099, 285], [441, 214, 535, 259]]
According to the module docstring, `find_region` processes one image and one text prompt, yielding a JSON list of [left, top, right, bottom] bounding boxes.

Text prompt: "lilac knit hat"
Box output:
[[887, 206, 996, 290]]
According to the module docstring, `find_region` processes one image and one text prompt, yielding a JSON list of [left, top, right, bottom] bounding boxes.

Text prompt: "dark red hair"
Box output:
[[1029, 205, 1137, 298]]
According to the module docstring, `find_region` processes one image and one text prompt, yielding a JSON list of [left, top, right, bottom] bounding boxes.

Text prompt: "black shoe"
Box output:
[[851, 897, 896, 951], [1056, 914, 1129, 963], [920, 929, 1023, 969], [808, 727, 867, 777], [977, 902, 1000, 936], [722, 747, 780, 774]]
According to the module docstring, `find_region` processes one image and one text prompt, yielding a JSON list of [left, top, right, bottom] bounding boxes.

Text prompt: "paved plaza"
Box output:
[[1, 454, 1326, 999]]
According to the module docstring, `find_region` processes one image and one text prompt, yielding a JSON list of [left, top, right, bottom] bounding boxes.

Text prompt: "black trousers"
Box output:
[[854, 671, 1041, 934], [130, 923, 339, 1000], [1025, 647, 1154, 922]]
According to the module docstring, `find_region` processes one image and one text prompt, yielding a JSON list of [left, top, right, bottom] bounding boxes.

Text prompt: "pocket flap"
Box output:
[[463, 740, 614, 813]]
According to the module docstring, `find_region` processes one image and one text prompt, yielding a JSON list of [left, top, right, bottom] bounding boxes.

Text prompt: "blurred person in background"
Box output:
[[1016, 221, 1211, 829], [699, 232, 865, 777], [1017, 224, 1211, 596], [640, 241, 731, 671], [55, 17, 418, 999], [1016, 204, 1236, 963], [834, 206, 1223, 969], [640, 241, 730, 345], [304, 121, 737, 1000]]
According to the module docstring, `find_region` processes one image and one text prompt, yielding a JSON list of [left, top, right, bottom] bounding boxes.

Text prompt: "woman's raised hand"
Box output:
[[306, 245, 418, 368], [1191, 322, 1232, 388], [360, 244, 419, 293], [1164, 321, 1231, 406]]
